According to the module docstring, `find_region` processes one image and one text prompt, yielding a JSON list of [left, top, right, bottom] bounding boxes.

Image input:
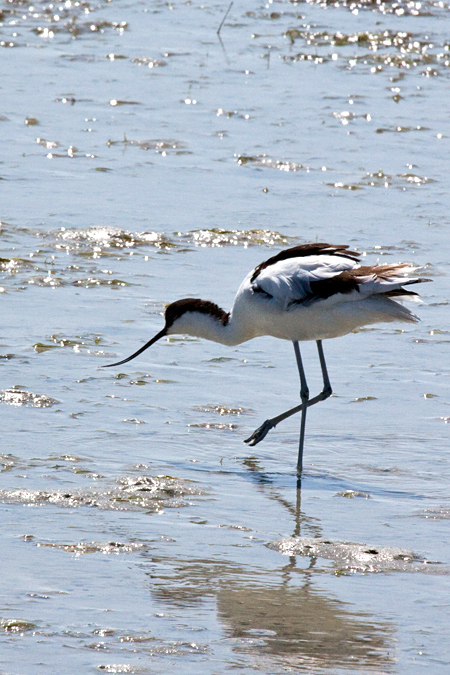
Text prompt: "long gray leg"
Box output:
[[316, 339, 332, 399], [244, 340, 332, 447], [293, 341, 309, 476]]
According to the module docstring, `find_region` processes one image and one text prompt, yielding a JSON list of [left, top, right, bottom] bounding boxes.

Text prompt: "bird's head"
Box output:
[[104, 298, 228, 368]]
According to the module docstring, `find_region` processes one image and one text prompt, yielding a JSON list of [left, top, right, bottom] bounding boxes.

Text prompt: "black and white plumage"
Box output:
[[105, 243, 430, 476]]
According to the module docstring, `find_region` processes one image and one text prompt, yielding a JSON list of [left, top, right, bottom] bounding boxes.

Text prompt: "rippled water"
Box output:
[[1, 0, 450, 672]]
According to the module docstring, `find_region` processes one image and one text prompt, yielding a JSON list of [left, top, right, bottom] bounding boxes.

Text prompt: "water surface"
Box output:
[[1, 0, 450, 672]]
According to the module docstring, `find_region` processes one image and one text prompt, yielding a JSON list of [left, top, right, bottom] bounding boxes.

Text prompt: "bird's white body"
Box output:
[[167, 253, 420, 346]]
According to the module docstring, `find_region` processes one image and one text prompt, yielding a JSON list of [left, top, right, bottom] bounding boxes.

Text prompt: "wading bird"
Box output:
[[105, 243, 430, 476]]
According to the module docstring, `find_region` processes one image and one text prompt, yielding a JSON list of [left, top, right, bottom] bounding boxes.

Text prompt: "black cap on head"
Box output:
[[164, 298, 229, 328]]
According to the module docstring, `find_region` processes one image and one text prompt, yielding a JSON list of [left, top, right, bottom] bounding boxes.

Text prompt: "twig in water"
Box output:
[[217, 1, 233, 36]]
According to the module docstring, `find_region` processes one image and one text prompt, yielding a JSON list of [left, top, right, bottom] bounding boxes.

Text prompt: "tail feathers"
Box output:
[[374, 275, 432, 323], [381, 276, 431, 299], [382, 288, 419, 297], [391, 303, 420, 323], [396, 276, 432, 287], [367, 273, 431, 299], [369, 294, 420, 323]]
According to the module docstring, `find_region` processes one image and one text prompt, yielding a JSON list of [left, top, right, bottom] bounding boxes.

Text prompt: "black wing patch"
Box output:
[[250, 243, 360, 283], [252, 285, 273, 299]]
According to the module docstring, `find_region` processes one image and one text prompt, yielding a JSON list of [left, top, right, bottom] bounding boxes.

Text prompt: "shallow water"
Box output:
[[1, 0, 450, 672]]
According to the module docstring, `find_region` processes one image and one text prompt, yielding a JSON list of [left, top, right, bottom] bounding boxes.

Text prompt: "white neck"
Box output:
[[167, 310, 252, 346]]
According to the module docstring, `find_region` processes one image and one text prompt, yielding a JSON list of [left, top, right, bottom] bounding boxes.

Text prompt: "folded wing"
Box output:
[[251, 256, 429, 309]]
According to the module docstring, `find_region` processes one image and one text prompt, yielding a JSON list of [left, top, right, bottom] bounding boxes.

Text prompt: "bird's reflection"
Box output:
[[241, 455, 321, 540], [146, 457, 394, 672], [216, 583, 393, 670], [148, 553, 393, 672]]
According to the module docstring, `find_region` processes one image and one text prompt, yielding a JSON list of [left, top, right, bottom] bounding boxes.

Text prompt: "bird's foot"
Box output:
[[244, 419, 274, 446]]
